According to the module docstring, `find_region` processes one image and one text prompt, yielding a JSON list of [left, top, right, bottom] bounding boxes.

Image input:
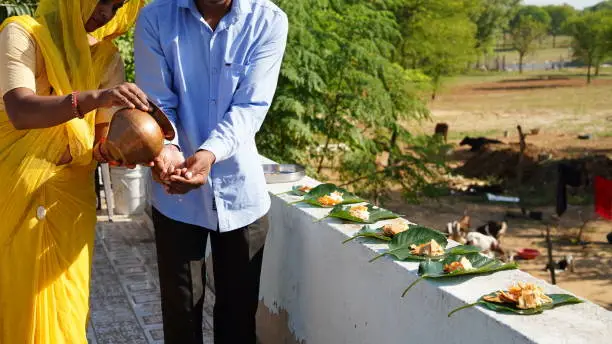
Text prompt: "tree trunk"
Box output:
[[316, 135, 331, 174], [595, 63, 601, 77], [388, 126, 398, 167], [519, 53, 524, 74], [587, 63, 592, 84], [431, 74, 440, 101], [576, 213, 589, 243], [552, 35, 556, 48], [516, 125, 526, 188]]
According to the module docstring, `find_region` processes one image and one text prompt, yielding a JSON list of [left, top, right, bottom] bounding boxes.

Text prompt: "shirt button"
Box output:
[[36, 206, 46, 220]]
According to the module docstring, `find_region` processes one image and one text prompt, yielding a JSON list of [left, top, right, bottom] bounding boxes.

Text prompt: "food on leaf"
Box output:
[[382, 220, 409, 237], [317, 191, 344, 206], [348, 205, 370, 221], [298, 185, 313, 193], [410, 239, 445, 257], [484, 282, 553, 310], [443, 256, 474, 273]]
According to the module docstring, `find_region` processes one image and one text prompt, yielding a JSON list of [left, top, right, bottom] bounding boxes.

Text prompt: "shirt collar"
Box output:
[[178, 0, 252, 15]]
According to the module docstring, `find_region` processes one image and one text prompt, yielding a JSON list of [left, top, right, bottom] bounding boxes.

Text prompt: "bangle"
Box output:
[[71, 91, 84, 119]]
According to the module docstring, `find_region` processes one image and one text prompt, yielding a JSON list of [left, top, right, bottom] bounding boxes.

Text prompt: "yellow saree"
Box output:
[[0, 1, 141, 343]]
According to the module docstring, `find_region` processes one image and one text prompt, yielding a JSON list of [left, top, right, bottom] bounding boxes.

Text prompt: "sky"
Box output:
[[524, 0, 602, 9]]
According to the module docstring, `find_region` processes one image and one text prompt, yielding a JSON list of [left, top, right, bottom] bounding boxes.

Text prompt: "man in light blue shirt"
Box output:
[[134, 0, 287, 342]]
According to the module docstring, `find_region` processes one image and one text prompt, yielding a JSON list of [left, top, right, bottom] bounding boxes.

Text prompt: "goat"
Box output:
[[466, 232, 505, 258], [459, 136, 503, 152], [434, 123, 449, 143], [475, 221, 507, 240], [544, 255, 575, 274]]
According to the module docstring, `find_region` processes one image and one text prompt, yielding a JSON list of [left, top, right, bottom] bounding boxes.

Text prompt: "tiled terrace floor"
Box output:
[[87, 216, 214, 344]]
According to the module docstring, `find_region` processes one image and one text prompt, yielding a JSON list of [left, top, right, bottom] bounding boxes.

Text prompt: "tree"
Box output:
[[389, 0, 478, 97], [543, 4, 577, 48], [586, 0, 612, 12], [116, 29, 135, 82], [0, 1, 36, 23], [566, 11, 612, 84], [406, 16, 477, 99], [509, 6, 551, 73], [472, 0, 520, 53], [259, 0, 446, 203]]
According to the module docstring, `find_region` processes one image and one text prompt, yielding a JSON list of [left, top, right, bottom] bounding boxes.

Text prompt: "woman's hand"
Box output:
[[93, 139, 138, 169], [96, 82, 149, 112], [92, 140, 109, 164]]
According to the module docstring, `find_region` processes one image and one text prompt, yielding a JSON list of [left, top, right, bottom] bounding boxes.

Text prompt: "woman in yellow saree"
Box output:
[[0, 0, 145, 342]]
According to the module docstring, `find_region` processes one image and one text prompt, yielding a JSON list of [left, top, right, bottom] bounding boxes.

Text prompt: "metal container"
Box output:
[[105, 100, 176, 165], [263, 164, 306, 184]]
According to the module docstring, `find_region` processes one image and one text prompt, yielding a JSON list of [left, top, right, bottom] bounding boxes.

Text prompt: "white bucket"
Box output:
[[110, 165, 147, 215]]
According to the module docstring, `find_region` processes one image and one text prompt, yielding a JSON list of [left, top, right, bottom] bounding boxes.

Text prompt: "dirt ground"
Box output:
[[393, 74, 612, 310]]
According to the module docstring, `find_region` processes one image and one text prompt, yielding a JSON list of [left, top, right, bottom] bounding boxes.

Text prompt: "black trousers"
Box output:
[[152, 207, 267, 344]]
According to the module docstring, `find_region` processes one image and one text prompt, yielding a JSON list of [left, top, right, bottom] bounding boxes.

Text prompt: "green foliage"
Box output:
[[586, 0, 612, 13], [0, 1, 36, 23], [566, 11, 612, 83], [543, 4, 577, 47], [260, 0, 447, 205], [510, 5, 551, 29], [390, 0, 479, 96], [115, 28, 135, 82], [405, 15, 477, 98], [509, 6, 551, 73], [115, 0, 155, 82], [472, 0, 520, 53]]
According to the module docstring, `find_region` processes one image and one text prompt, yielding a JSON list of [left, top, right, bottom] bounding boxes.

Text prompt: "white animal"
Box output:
[[466, 232, 504, 258]]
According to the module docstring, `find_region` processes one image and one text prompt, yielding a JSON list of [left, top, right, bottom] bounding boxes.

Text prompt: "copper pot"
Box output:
[[105, 101, 176, 165]]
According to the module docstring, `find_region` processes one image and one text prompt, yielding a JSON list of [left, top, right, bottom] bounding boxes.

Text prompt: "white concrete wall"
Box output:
[[259, 172, 612, 344]]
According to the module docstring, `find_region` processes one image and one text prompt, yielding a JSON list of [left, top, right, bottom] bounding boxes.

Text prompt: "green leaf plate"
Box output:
[[369, 226, 480, 262], [342, 224, 393, 244], [320, 204, 400, 224], [448, 293, 583, 317], [401, 253, 519, 296], [299, 183, 364, 207], [288, 184, 313, 196]]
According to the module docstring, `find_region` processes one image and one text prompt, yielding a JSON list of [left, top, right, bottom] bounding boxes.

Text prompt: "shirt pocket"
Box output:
[[218, 63, 247, 112], [217, 173, 260, 208]]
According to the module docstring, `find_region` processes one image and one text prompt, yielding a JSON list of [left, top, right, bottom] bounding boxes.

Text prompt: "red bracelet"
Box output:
[[71, 91, 84, 119]]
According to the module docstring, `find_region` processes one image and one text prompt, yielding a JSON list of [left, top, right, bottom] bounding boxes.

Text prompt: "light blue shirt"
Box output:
[[134, 0, 288, 231]]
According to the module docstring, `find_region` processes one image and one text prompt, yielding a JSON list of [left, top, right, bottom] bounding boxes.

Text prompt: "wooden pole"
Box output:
[[517, 125, 527, 214], [576, 210, 590, 243], [516, 125, 526, 185], [546, 225, 556, 285]]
